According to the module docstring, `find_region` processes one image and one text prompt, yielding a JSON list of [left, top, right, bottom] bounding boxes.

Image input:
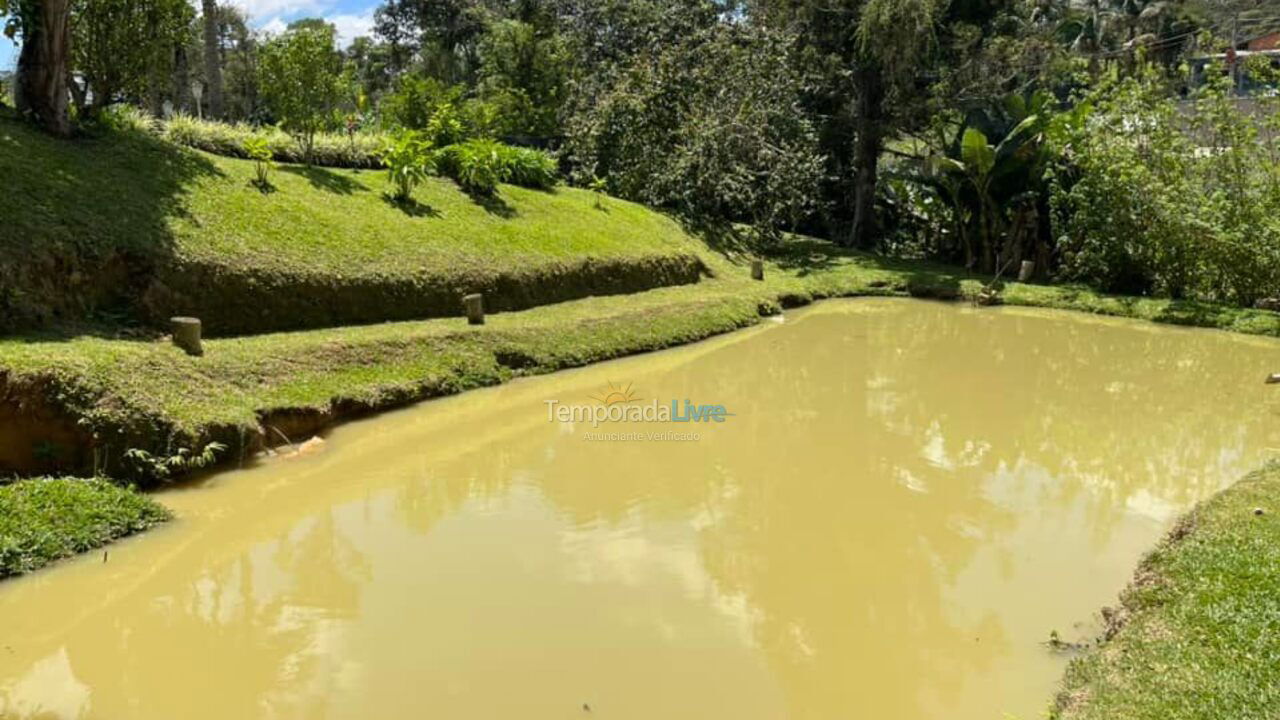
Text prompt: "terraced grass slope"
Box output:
[[0, 111, 705, 336]]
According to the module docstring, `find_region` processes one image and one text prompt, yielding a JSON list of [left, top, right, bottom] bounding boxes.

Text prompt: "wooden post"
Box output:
[[1018, 260, 1035, 283], [751, 259, 765, 281], [464, 294, 485, 325], [171, 317, 203, 356]]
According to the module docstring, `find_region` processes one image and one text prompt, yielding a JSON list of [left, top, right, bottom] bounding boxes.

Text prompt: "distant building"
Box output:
[[1241, 31, 1280, 52]]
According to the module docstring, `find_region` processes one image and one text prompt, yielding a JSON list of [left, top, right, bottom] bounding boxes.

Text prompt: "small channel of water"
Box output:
[[2, 299, 1278, 719]]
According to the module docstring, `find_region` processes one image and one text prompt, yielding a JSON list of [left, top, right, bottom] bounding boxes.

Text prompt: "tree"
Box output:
[[563, 23, 823, 238], [477, 18, 568, 136], [70, 0, 191, 114], [751, 0, 945, 247], [5, 0, 72, 135], [200, 0, 221, 117], [259, 22, 344, 163]]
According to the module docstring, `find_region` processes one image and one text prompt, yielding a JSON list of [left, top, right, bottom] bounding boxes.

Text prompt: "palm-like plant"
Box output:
[[907, 91, 1057, 274]]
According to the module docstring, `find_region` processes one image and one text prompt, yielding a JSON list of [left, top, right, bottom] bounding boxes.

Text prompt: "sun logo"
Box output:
[[590, 381, 641, 406]]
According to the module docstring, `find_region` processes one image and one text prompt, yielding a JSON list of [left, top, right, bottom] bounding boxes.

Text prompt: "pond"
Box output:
[[2, 299, 1278, 719]]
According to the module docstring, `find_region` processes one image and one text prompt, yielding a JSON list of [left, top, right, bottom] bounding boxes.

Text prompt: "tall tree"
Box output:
[[6, 0, 72, 135], [260, 22, 343, 162], [71, 0, 191, 114], [751, 0, 945, 247], [200, 0, 222, 117]]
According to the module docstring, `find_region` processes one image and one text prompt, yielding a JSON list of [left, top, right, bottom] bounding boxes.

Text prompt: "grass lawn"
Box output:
[[1053, 463, 1280, 719], [0, 477, 170, 578]]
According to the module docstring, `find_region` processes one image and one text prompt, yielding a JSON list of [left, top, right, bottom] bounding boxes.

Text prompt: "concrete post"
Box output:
[[464, 294, 485, 325], [171, 317, 203, 356], [1018, 260, 1035, 283], [751, 259, 765, 281]]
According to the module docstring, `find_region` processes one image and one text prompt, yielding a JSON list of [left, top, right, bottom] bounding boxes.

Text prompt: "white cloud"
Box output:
[[228, 0, 332, 23], [328, 12, 375, 46], [249, 7, 373, 48], [259, 16, 289, 36]]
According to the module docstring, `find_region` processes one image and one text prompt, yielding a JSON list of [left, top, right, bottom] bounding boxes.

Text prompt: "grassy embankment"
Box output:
[[0, 110, 703, 336], [0, 477, 170, 578], [1052, 464, 1280, 719]]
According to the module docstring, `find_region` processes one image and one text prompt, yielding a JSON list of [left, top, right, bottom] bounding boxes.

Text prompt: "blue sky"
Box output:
[[0, 0, 376, 72]]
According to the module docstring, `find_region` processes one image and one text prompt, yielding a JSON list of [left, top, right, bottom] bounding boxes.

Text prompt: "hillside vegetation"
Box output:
[[0, 111, 705, 336]]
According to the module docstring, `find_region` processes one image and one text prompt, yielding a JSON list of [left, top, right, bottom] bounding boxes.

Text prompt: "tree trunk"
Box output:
[[15, 0, 72, 137], [173, 44, 191, 113], [849, 65, 884, 249], [201, 0, 223, 119]]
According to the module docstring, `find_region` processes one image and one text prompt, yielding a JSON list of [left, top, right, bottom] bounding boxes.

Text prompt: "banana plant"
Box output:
[[906, 91, 1055, 273]]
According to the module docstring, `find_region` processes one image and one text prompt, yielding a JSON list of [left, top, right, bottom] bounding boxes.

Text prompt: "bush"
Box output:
[[437, 139, 559, 193], [439, 139, 503, 195], [243, 136, 275, 188], [161, 114, 385, 168], [1048, 67, 1280, 305], [495, 144, 558, 189], [379, 130, 436, 201]]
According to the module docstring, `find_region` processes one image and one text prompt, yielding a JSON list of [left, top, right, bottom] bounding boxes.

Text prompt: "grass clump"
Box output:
[[1052, 463, 1280, 719], [0, 477, 170, 578]]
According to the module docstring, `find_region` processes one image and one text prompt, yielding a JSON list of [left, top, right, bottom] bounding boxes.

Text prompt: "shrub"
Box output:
[[1048, 67, 1280, 305], [437, 140, 559, 193], [562, 24, 821, 238], [161, 114, 385, 168], [379, 130, 436, 202], [495, 144, 558, 189], [98, 104, 157, 134], [243, 136, 275, 188], [438, 139, 503, 195]]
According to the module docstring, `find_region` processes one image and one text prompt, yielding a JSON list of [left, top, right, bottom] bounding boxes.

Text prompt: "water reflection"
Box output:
[[1, 300, 1276, 720]]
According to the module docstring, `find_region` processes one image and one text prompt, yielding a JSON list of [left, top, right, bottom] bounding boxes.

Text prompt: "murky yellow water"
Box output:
[[3, 299, 1279, 720]]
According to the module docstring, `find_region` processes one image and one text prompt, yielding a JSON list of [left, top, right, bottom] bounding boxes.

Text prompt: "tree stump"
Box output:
[[464, 294, 485, 325], [1018, 260, 1035, 283], [171, 317, 203, 356], [751, 259, 765, 281]]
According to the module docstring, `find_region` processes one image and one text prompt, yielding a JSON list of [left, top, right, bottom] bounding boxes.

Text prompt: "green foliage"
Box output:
[[123, 442, 226, 482], [588, 175, 608, 209], [424, 101, 468, 146], [381, 74, 461, 131], [436, 139, 558, 192], [563, 23, 822, 238], [477, 19, 570, 137], [243, 135, 275, 188], [378, 129, 436, 201], [97, 103, 156, 134], [162, 114, 385, 168], [493, 143, 557, 189], [439, 137, 502, 194], [1049, 66, 1280, 304], [259, 24, 346, 164], [70, 0, 192, 114], [0, 477, 170, 578], [902, 91, 1056, 274]]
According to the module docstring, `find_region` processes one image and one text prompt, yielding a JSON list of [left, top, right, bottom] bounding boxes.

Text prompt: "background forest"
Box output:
[[6, 0, 1280, 305]]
